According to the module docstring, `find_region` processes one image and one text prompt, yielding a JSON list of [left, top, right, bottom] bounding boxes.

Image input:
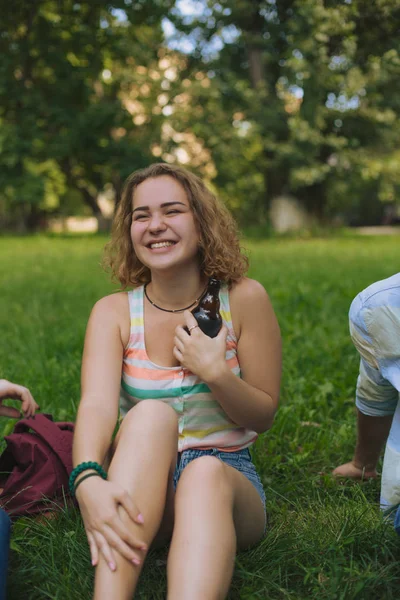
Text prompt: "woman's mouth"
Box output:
[[148, 241, 177, 249]]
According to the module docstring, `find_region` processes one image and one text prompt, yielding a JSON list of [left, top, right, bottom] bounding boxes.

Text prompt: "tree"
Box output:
[[0, 0, 174, 231], [168, 0, 400, 224]]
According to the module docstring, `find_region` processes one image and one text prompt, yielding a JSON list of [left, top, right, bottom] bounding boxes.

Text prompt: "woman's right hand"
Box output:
[[75, 475, 147, 571], [0, 379, 39, 418]]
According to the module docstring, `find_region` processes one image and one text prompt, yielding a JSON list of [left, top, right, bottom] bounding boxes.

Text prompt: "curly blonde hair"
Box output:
[[103, 163, 248, 288]]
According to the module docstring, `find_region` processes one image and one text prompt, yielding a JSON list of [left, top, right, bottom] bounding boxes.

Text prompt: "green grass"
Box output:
[[1, 235, 399, 599]]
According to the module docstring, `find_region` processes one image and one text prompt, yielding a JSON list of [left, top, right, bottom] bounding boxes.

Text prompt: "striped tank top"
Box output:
[[120, 284, 258, 452]]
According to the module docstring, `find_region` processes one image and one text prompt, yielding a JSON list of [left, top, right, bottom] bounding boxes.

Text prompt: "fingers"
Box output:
[[19, 387, 39, 417], [175, 324, 191, 342], [332, 463, 359, 478], [92, 530, 118, 571], [332, 462, 377, 481], [89, 518, 145, 571], [108, 504, 147, 552], [173, 336, 185, 353], [173, 346, 183, 363], [102, 523, 144, 565], [116, 488, 145, 526], [87, 531, 99, 566], [217, 324, 228, 341], [0, 380, 39, 418], [175, 311, 203, 341], [175, 323, 203, 343], [80, 479, 148, 573], [87, 490, 147, 570], [183, 309, 198, 330], [0, 405, 21, 418]]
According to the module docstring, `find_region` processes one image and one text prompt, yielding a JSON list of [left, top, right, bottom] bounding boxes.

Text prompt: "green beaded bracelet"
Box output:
[[69, 461, 107, 495]]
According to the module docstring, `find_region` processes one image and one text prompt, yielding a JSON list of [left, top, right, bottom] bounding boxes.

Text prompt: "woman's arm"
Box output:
[[73, 294, 125, 467], [174, 278, 282, 433], [74, 294, 145, 570]]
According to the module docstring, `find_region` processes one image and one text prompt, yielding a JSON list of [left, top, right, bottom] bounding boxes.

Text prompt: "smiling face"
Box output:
[[130, 175, 201, 274]]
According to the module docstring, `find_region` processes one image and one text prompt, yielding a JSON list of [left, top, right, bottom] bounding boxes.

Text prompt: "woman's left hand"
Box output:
[[173, 311, 228, 383]]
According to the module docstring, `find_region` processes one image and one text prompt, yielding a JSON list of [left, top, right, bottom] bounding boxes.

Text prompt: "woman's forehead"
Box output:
[[132, 176, 189, 207]]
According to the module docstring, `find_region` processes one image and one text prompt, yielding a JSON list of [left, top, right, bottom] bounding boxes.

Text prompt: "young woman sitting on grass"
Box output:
[[71, 163, 281, 599]]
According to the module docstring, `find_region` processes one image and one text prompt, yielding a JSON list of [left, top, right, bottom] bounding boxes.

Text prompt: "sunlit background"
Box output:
[[1, 0, 400, 234]]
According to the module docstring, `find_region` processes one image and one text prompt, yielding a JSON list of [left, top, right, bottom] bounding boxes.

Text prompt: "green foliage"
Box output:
[[2, 1, 400, 229], [1, 235, 400, 598], [0, 1, 172, 230], [168, 0, 400, 222]]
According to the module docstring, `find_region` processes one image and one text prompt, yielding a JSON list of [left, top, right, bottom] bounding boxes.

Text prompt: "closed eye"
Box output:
[[133, 213, 149, 221]]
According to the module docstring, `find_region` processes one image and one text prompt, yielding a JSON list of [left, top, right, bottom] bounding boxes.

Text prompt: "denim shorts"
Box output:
[[173, 447, 266, 511]]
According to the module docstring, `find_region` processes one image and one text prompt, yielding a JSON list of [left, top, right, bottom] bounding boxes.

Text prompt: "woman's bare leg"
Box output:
[[167, 456, 265, 600], [93, 400, 178, 600]]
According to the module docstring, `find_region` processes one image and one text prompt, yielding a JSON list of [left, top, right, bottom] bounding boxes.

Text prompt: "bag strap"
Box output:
[[13, 414, 74, 474]]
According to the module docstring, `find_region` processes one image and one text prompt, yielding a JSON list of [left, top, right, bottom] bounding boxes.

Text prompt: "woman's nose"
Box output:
[[148, 213, 167, 232]]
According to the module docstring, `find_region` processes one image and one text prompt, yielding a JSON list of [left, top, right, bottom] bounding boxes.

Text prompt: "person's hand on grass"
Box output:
[[332, 461, 377, 480], [75, 476, 147, 572], [0, 379, 39, 418]]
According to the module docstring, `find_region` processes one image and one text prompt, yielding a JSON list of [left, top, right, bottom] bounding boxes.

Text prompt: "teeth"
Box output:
[[150, 241, 174, 249]]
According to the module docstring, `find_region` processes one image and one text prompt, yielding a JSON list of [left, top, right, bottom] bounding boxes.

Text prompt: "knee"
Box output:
[[121, 400, 178, 435], [178, 456, 232, 499]]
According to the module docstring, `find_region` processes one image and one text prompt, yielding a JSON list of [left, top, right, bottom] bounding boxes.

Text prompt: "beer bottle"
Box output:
[[189, 278, 222, 338]]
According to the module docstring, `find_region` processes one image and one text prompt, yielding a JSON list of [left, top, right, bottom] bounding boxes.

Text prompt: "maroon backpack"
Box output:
[[0, 414, 75, 517]]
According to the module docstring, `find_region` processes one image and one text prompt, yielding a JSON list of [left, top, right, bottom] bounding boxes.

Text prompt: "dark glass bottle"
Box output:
[[190, 278, 222, 338]]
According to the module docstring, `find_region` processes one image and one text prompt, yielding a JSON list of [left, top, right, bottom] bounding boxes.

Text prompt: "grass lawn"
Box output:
[[1, 234, 399, 599]]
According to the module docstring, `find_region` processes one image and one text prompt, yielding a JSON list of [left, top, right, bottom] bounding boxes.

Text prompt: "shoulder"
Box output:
[[350, 275, 400, 360], [350, 272, 400, 330], [86, 292, 131, 347], [229, 278, 278, 338], [91, 292, 130, 318], [89, 292, 130, 334], [230, 277, 272, 308], [351, 273, 400, 313]]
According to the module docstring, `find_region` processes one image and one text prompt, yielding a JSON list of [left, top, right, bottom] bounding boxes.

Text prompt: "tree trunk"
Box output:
[[248, 47, 265, 88], [112, 176, 123, 213], [79, 187, 111, 233], [264, 165, 289, 214], [297, 181, 327, 221], [24, 203, 45, 232]]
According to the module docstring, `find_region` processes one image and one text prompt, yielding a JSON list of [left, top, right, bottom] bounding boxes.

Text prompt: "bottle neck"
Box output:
[[207, 278, 221, 293], [198, 280, 220, 311]]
